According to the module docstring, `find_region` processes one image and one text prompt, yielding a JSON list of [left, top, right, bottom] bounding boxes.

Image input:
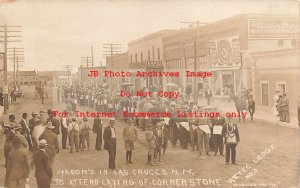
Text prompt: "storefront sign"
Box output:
[[248, 18, 300, 39], [146, 60, 162, 66]]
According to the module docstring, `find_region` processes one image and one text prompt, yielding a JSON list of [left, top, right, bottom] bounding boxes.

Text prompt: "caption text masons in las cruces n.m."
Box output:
[[54, 168, 222, 187]]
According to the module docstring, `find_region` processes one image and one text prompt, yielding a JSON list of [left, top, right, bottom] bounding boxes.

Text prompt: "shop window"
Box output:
[[276, 82, 286, 94], [141, 52, 143, 62], [261, 82, 269, 106], [130, 55, 133, 63]]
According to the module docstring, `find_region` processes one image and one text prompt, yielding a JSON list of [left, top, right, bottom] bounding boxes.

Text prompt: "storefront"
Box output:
[[250, 48, 300, 125], [129, 60, 164, 91], [210, 68, 242, 97], [208, 36, 243, 97]]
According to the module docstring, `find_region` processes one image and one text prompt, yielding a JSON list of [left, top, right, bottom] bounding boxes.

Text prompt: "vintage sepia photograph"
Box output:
[[0, 0, 299, 187]]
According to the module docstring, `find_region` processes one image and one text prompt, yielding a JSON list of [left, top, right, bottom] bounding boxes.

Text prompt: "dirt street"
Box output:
[[0, 87, 299, 188]]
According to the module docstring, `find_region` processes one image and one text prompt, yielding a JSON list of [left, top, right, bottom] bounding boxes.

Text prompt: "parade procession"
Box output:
[[0, 1, 300, 188]]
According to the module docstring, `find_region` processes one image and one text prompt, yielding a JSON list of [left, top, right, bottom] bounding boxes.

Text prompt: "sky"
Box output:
[[0, 0, 299, 72]]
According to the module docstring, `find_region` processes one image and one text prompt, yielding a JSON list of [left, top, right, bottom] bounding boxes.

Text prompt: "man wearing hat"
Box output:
[[13, 123, 29, 150], [211, 111, 226, 156], [188, 105, 199, 151], [20, 113, 29, 136], [3, 125, 15, 187], [6, 137, 30, 188], [149, 100, 161, 126], [170, 104, 180, 148], [68, 117, 80, 153], [34, 139, 53, 188], [141, 97, 153, 131], [161, 121, 169, 159], [222, 116, 240, 165], [247, 95, 255, 121], [276, 95, 283, 121], [8, 114, 16, 124], [80, 117, 91, 150], [178, 104, 189, 150], [122, 118, 138, 164], [47, 110, 60, 135], [93, 116, 103, 150], [39, 122, 59, 166], [145, 123, 156, 166], [154, 122, 163, 162], [60, 110, 69, 149], [29, 112, 39, 134], [281, 93, 290, 123], [195, 108, 211, 156], [103, 118, 117, 170]]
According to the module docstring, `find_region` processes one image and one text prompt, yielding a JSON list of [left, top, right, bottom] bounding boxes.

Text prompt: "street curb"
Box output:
[[218, 108, 300, 130], [254, 117, 300, 130]]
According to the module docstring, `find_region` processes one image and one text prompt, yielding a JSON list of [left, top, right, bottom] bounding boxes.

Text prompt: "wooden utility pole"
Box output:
[[63, 65, 73, 87], [102, 43, 121, 90], [180, 21, 207, 104], [8, 47, 24, 91], [0, 25, 22, 114], [80, 56, 93, 87]]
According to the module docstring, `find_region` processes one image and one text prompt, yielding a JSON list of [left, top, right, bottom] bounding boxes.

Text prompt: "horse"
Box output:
[[232, 95, 247, 123]]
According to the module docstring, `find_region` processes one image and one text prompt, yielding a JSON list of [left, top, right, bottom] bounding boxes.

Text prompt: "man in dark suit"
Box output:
[[93, 117, 103, 150], [39, 123, 59, 166], [281, 93, 290, 123], [29, 112, 38, 134], [47, 110, 60, 135], [248, 95, 255, 121], [34, 139, 53, 188], [6, 137, 30, 188], [20, 113, 29, 136], [211, 114, 226, 156], [103, 118, 117, 170], [204, 87, 213, 105], [19, 113, 33, 151], [0, 88, 3, 106], [153, 122, 163, 162], [161, 121, 169, 159], [222, 116, 240, 165], [4, 126, 15, 187]]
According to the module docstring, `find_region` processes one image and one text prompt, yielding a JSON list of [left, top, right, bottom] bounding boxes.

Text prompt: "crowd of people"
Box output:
[[273, 91, 290, 123], [1, 84, 244, 187], [56, 85, 241, 168]]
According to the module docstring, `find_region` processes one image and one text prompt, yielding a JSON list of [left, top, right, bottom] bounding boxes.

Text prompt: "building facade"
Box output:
[[163, 14, 300, 100], [78, 66, 107, 88], [249, 48, 300, 125], [106, 52, 129, 91], [128, 30, 177, 90]]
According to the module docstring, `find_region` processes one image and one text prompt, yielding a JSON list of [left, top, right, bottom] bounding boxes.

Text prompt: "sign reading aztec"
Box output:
[[210, 37, 241, 68], [248, 18, 300, 39]]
